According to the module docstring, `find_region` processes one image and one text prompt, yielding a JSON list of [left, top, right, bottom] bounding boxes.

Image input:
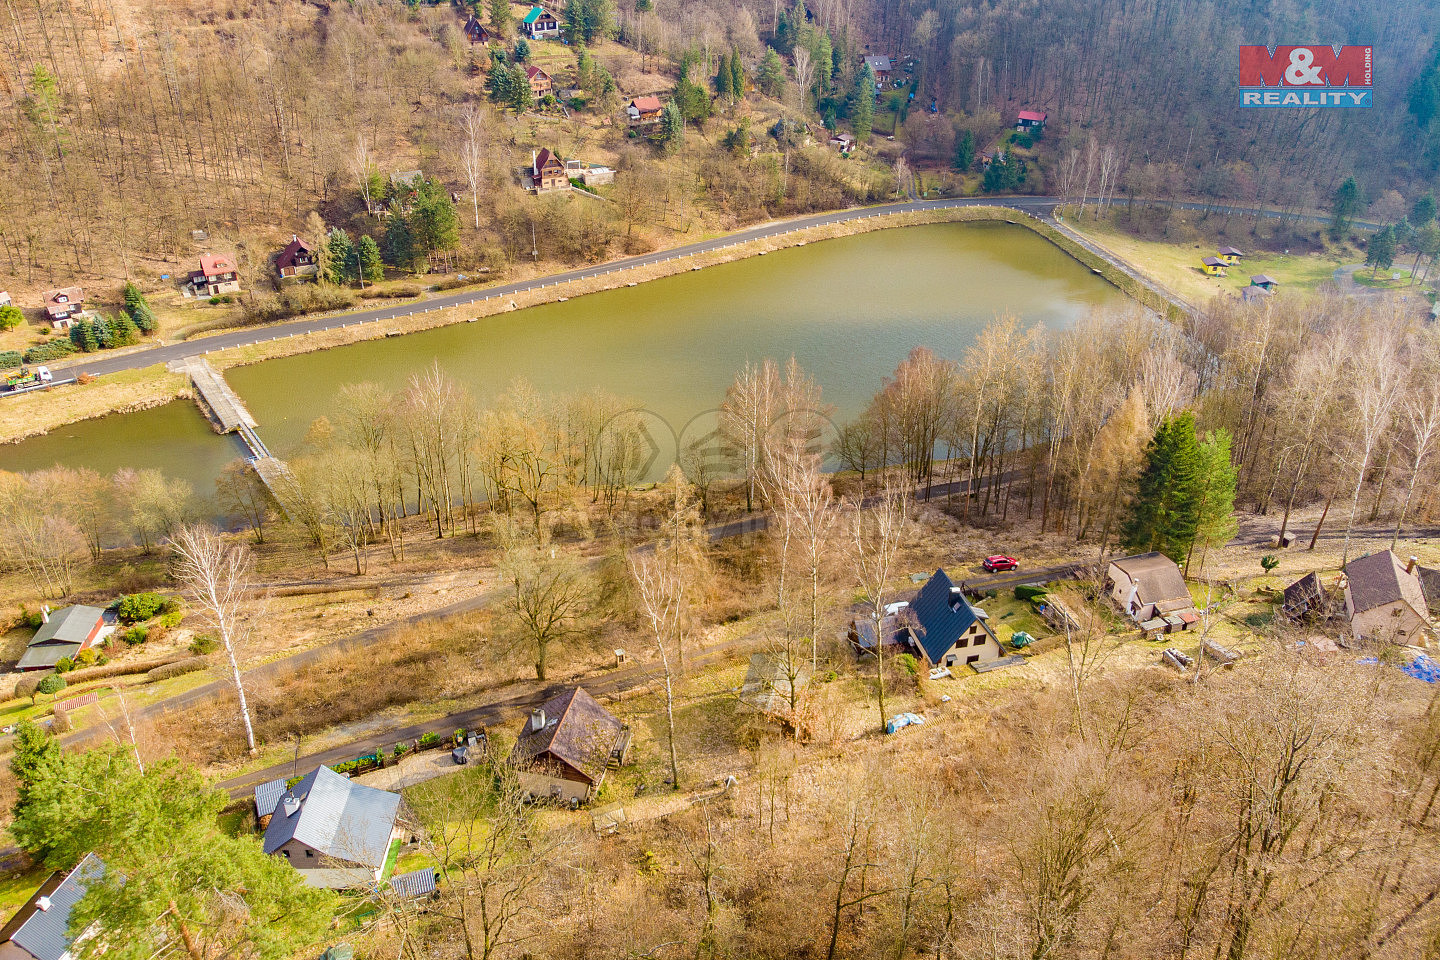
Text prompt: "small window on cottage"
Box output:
[[957, 635, 968, 647], [304, 850, 314, 858]]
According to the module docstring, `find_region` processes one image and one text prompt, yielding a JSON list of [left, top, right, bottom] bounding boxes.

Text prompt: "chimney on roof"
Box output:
[[292, 234, 298, 242], [282, 795, 301, 817], [532, 150, 538, 175], [530, 708, 546, 732], [1408, 556, 1420, 575], [40, 605, 49, 624]]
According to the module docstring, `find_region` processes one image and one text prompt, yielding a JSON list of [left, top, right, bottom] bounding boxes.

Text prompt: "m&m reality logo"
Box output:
[[1239, 45, 1372, 108]]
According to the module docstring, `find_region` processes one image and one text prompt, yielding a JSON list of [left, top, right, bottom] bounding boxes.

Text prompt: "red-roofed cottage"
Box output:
[[42, 287, 85, 330], [524, 64, 554, 99], [626, 95, 664, 127], [1016, 110, 1047, 130], [191, 254, 241, 296], [531, 148, 566, 192]]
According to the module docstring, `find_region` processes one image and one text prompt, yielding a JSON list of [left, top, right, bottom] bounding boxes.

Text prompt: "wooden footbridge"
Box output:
[[171, 359, 292, 504]]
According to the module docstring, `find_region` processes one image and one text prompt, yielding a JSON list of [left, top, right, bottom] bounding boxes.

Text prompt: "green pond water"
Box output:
[[4, 222, 1124, 493]]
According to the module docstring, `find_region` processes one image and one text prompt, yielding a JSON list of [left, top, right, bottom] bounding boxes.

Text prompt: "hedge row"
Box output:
[[0, 351, 21, 369], [23, 340, 76, 363], [146, 657, 209, 682]]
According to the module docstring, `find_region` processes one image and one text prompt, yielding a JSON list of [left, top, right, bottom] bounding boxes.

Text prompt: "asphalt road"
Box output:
[[35, 197, 1064, 383], [7, 194, 1380, 392]]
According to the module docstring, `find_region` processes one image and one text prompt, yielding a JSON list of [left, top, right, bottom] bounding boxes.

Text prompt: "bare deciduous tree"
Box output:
[[171, 525, 259, 754], [848, 484, 910, 732]]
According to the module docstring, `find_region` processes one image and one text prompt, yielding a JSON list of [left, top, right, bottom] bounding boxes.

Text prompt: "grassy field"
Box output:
[[1065, 216, 1350, 304]]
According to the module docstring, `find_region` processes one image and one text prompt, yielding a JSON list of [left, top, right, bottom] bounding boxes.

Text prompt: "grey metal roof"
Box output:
[[15, 642, 82, 671], [263, 766, 400, 870], [864, 55, 892, 71], [0, 853, 105, 960], [29, 606, 104, 648], [388, 868, 439, 899], [254, 777, 287, 818]]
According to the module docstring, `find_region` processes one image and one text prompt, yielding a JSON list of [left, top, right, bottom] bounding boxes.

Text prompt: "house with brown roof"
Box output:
[[1106, 552, 1199, 636], [524, 64, 553, 99], [1281, 572, 1329, 622], [41, 287, 84, 330], [190, 254, 241, 296], [531, 148, 567, 192], [463, 14, 492, 43], [274, 235, 318, 279], [509, 687, 629, 804], [1343, 551, 1432, 643], [626, 95, 664, 127]]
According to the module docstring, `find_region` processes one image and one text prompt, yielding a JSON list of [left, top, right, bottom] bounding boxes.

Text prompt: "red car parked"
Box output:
[[982, 555, 1019, 572]]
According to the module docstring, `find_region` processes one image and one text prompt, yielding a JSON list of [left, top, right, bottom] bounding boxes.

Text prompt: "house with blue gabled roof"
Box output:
[[906, 569, 1005, 669], [851, 569, 1004, 670], [263, 765, 402, 889], [0, 853, 105, 960]]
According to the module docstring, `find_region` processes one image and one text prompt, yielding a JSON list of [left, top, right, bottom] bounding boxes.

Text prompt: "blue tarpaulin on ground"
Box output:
[[1355, 653, 1439, 683], [1402, 654, 1440, 683]]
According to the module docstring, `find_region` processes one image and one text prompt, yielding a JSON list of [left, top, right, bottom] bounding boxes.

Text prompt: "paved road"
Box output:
[[30, 197, 1064, 384], [5, 194, 1378, 394]]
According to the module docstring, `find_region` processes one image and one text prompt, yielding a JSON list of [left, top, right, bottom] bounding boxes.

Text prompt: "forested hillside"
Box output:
[[1, 0, 1435, 300]]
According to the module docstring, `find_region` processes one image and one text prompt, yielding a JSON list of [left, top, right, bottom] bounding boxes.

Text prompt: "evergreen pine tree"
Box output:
[[774, 8, 793, 54], [953, 129, 975, 170], [714, 54, 734, 101], [1367, 224, 1398, 276], [658, 99, 685, 149], [357, 235, 385, 283], [383, 206, 415, 269], [508, 65, 534, 111], [488, 0, 513, 36], [813, 34, 833, 98], [675, 64, 712, 123], [1122, 413, 1203, 562], [1186, 429, 1239, 574], [1330, 176, 1360, 239], [411, 179, 461, 262], [122, 281, 158, 333], [515, 38, 531, 62], [730, 50, 744, 99], [1413, 191, 1437, 227], [111, 311, 140, 347], [325, 229, 356, 284], [69, 318, 91, 352], [758, 47, 786, 97], [851, 64, 876, 142]]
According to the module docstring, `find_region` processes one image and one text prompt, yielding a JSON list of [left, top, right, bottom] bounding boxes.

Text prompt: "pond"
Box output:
[[4, 222, 1125, 493]]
